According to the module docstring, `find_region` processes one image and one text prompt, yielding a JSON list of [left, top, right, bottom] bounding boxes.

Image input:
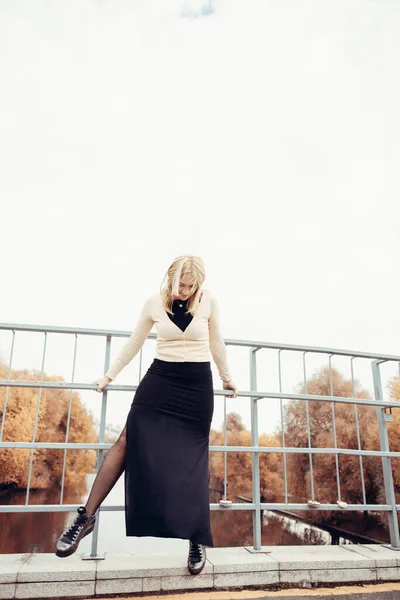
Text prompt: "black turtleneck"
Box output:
[[166, 298, 193, 332]]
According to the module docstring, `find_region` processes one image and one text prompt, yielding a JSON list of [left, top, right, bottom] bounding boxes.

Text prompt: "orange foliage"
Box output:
[[0, 362, 97, 494], [283, 367, 377, 513], [210, 367, 400, 531], [210, 412, 284, 503], [282, 367, 400, 525]]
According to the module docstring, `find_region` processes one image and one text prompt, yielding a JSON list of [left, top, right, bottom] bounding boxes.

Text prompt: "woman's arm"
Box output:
[[105, 296, 154, 381], [209, 292, 232, 382]]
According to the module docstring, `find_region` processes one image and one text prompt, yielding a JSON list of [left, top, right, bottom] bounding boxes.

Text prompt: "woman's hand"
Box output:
[[93, 375, 112, 393], [223, 379, 238, 398]]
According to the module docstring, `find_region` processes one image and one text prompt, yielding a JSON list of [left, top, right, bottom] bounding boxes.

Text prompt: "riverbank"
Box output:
[[276, 510, 389, 545]]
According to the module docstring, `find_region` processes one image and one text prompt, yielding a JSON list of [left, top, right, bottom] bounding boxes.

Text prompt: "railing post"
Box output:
[[83, 335, 112, 560], [372, 360, 400, 549], [250, 347, 262, 552]]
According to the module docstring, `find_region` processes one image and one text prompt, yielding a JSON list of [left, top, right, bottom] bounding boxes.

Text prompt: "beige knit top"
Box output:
[[105, 288, 232, 382]]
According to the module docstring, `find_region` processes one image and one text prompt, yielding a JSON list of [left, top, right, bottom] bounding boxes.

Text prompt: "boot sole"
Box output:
[[55, 521, 95, 558], [187, 560, 206, 575]]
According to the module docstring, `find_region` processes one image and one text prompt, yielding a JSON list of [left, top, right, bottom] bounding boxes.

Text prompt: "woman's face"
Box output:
[[174, 272, 197, 301]]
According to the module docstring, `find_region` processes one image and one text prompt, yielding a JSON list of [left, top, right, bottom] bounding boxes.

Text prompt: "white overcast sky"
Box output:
[[0, 0, 399, 434]]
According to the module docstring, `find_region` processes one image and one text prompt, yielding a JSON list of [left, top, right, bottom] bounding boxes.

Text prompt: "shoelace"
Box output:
[[189, 542, 203, 563], [65, 515, 88, 542]]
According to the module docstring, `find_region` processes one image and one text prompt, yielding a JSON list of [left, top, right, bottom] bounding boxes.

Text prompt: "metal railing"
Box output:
[[1, 322, 400, 557]]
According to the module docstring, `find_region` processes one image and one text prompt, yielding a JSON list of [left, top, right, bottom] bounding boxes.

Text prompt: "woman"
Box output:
[[55, 255, 238, 575]]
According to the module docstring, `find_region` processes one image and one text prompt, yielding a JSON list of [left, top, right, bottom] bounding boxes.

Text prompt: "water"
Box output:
[[0, 474, 386, 554]]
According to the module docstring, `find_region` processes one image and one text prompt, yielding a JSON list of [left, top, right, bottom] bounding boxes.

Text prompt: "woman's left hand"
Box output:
[[223, 379, 239, 398]]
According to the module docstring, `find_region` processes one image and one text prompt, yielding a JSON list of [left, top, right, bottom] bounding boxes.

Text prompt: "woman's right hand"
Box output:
[[93, 375, 112, 393]]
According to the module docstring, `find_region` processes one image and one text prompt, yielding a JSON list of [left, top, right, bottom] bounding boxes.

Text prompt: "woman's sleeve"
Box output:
[[209, 292, 232, 382], [105, 296, 154, 381]]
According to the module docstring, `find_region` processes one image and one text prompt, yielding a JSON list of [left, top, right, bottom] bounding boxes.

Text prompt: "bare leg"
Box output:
[[84, 424, 127, 517]]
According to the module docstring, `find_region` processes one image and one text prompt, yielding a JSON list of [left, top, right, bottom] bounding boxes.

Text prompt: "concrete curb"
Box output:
[[1, 545, 400, 599]]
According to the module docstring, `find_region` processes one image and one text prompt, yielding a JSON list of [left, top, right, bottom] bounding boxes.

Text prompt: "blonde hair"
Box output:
[[160, 255, 206, 316]]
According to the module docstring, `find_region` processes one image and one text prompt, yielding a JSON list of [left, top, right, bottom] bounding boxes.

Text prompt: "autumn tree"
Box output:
[[281, 366, 399, 525], [208, 367, 400, 532], [0, 362, 97, 494]]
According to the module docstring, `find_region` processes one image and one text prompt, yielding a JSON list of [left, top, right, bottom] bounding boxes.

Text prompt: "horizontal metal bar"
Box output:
[[209, 446, 400, 458], [1, 322, 400, 362], [0, 323, 158, 340], [1, 379, 399, 409], [2, 441, 400, 459], [0, 505, 127, 513], [0, 503, 398, 513], [259, 503, 395, 511], [0, 442, 112, 449], [0, 381, 124, 390], [224, 341, 400, 362]]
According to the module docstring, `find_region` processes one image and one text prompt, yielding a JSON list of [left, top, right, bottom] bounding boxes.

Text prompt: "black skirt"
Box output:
[[124, 358, 214, 547]]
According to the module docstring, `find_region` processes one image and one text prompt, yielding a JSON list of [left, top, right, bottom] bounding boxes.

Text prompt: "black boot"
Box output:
[[55, 506, 96, 558], [187, 540, 206, 575]]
